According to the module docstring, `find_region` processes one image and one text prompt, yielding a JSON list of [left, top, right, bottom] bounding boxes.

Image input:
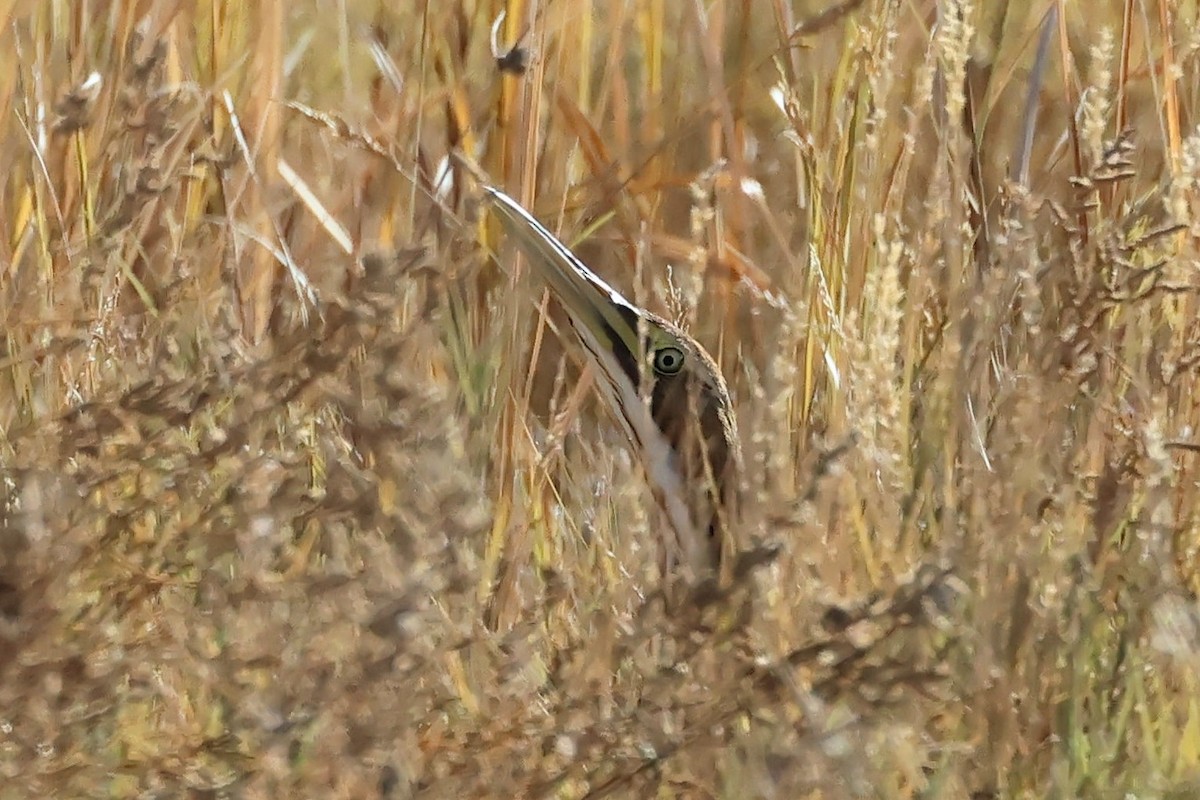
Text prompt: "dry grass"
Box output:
[[2, 0, 1200, 797]]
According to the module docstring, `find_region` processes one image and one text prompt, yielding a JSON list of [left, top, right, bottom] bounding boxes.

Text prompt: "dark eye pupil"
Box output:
[[656, 348, 682, 372]]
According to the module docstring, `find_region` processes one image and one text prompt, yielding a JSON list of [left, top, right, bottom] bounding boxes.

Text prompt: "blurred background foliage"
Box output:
[[1, 0, 1200, 797]]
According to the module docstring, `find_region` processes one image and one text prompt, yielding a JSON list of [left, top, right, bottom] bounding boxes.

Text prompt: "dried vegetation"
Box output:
[[2, 1, 1200, 798]]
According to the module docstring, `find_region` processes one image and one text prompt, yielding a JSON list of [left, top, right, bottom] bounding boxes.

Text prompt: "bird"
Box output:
[[483, 185, 740, 579]]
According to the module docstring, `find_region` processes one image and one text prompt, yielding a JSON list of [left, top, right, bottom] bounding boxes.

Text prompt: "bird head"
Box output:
[[484, 186, 738, 574]]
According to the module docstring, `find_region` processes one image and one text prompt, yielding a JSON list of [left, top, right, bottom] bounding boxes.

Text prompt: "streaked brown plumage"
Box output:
[[484, 186, 739, 576]]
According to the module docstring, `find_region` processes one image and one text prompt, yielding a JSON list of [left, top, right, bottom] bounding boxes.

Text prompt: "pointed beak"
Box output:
[[483, 186, 643, 365]]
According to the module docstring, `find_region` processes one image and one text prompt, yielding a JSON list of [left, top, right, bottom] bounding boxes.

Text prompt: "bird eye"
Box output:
[[653, 346, 685, 375]]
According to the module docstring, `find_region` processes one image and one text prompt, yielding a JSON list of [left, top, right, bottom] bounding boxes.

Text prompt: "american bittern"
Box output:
[[484, 186, 739, 577]]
